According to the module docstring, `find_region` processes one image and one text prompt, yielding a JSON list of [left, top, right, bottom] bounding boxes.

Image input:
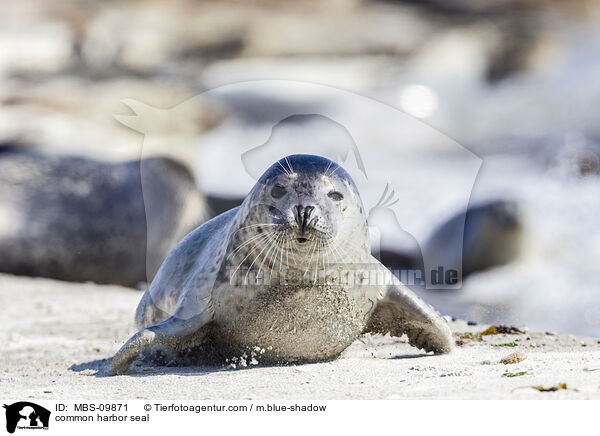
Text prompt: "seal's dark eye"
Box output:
[[271, 184, 286, 199], [328, 191, 344, 201]]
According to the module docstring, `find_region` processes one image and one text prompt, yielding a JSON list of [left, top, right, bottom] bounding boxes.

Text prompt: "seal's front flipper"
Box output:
[[366, 259, 453, 354], [110, 312, 211, 375]]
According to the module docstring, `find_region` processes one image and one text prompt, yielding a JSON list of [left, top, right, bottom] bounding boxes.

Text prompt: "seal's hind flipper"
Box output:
[[110, 311, 212, 375], [366, 258, 453, 354]]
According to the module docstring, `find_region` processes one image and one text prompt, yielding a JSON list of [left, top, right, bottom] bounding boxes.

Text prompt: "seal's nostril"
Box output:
[[295, 205, 316, 232], [304, 206, 315, 221], [295, 205, 303, 227]]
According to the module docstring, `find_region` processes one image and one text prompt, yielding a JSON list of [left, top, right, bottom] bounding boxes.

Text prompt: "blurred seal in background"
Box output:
[[0, 144, 206, 287], [427, 199, 523, 277], [375, 199, 523, 283]]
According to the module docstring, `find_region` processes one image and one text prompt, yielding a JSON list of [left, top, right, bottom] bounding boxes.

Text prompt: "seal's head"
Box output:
[[239, 154, 369, 270]]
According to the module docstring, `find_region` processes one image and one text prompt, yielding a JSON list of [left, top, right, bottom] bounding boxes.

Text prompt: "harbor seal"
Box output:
[[111, 154, 453, 374], [0, 145, 206, 287], [423, 199, 523, 278], [375, 199, 523, 283]]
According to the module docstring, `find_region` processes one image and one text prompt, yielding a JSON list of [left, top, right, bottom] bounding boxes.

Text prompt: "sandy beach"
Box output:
[[2, 272, 599, 400]]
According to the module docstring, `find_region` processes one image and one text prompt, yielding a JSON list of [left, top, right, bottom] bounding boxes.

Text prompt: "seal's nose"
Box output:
[[295, 205, 315, 233]]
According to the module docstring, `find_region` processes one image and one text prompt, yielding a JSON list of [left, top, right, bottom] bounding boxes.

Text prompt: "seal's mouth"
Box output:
[[296, 237, 308, 244]]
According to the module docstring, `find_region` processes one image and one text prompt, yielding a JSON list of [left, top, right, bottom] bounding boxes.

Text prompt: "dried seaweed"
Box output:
[[492, 342, 518, 347], [502, 371, 531, 377], [454, 325, 525, 344], [531, 383, 568, 392]]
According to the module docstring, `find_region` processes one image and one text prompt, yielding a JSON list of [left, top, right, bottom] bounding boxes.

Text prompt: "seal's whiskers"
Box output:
[[230, 230, 277, 278], [227, 230, 274, 259], [284, 156, 294, 174], [277, 161, 291, 176], [243, 231, 278, 284]]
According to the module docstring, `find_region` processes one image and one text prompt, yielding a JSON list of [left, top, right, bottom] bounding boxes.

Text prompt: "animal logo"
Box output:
[[367, 183, 425, 286], [3, 402, 50, 434], [241, 114, 368, 181]]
